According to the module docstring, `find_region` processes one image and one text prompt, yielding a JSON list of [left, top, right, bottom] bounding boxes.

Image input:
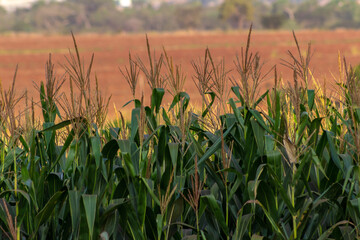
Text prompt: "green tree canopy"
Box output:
[[69, 0, 116, 13], [219, 0, 253, 29]]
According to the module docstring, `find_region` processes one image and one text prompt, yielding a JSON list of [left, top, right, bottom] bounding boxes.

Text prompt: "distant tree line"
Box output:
[[0, 0, 360, 33]]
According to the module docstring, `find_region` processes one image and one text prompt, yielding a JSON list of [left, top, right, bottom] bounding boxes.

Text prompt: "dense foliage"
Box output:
[[1, 29, 360, 239], [1, 0, 360, 33]]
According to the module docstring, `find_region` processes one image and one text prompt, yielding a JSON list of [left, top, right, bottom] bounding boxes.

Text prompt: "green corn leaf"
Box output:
[[251, 119, 265, 155], [266, 149, 282, 180], [0, 189, 31, 207], [325, 131, 343, 173], [169, 92, 190, 112], [40, 117, 83, 133], [157, 125, 167, 170], [228, 170, 243, 200], [251, 234, 264, 240], [313, 183, 342, 205], [118, 139, 132, 154], [123, 98, 141, 108], [249, 109, 271, 133], [296, 199, 314, 239], [248, 164, 265, 201], [249, 200, 285, 238], [229, 98, 245, 126], [310, 148, 327, 180], [223, 113, 237, 129], [293, 150, 312, 183], [308, 89, 315, 111], [339, 226, 356, 240], [123, 153, 136, 177], [354, 107, 360, 122], [137, 180, 147, 231], [342, 165, 354, 194], [201, 195, 229, 235], [253, 90, 269, 108], [232, 212, 253, 240], [145, 106, 157, 132], [127, 208, 145, 240], [198, 123, 235, 166], [50, 129, 75, 172], [258, 182, 278, 222], [109, 127, 120, 139], [168, 142, 179, 167], [39, 81, 49, 122], [267, 93, 272, 118], [100, 198, 126, 223], [162, 108, 171, 125], [3, 148, 23, 172], [182, 235, 198, 240], [156, 214, 163, 239], [19, 135, 29, 152], [47, 173, 63, 197], [309, 117, 323, 146], [231, 86, 245, 106], [43, 122, 55, 147], [20, 162, 30, 183], [82, 194, 97, 240], [267, 166, 296, 215], [34, 189, 67, 235], [151, 88, 165, 114], [348, 198, 360, 225], [140, 178, 160, 206], [274, 89, 281, 132], [130, 108, 140, 142], [303, 213, 320, 239], [202, 91, 216, 117], [90, 136, 101, 168], [142, 125, 162, 147], [318, 221, 353, 240], [69, 190, 81, 236], [297, 112, 309, 144], [65, 139, 77, 172], [102, 139, 119, 160]]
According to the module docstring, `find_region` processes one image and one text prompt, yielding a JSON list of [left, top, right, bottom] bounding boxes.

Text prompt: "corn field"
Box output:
[[1, 28, 360, 239]]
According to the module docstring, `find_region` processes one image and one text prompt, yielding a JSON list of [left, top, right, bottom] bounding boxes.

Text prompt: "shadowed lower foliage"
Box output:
[[1, 29, 360, 240]]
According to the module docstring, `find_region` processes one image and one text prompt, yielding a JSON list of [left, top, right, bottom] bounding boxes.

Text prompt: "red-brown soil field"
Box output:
[[1, 30, 360, 117]]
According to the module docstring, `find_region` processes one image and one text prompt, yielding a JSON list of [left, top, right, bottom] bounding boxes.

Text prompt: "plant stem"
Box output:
[[225, 184, 229, 240], [196, 211, 199, 240], [292, 166, 297, 239], [1, 146, 4, 174], [14, 150, 19, 239]]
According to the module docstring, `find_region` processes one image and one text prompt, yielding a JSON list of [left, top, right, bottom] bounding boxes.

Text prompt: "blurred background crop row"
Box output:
[[0, 0, 360, 33]]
